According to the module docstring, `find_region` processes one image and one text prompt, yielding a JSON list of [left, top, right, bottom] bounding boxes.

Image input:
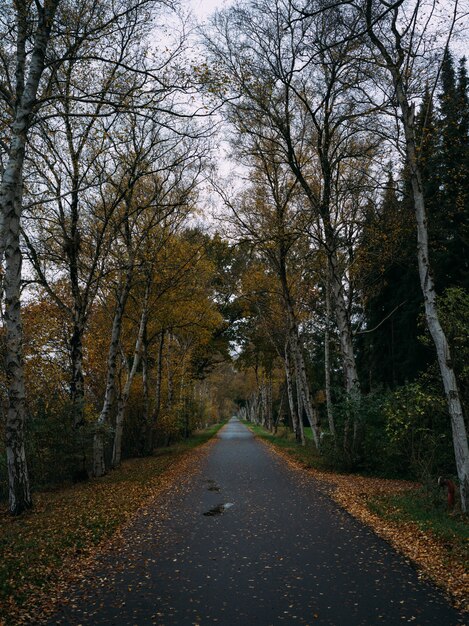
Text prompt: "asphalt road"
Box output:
[[46, 418, 466, 625]]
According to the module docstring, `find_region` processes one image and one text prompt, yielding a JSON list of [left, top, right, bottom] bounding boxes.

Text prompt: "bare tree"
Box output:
[[205, 0, 378, 450]]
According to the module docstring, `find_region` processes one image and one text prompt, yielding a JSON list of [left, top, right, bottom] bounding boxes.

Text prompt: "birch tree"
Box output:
[[205, 0, 378, 451], [218, 151, 321, 444], [0, 0, 202, 513], [357, 0, 469, 512], [93, 140, 203, 476]]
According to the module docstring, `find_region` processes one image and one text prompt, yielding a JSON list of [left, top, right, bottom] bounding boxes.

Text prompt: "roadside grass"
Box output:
[[0, 422, 225, 624], [368, 489, 469, 567], [247, 420, 469, 604]]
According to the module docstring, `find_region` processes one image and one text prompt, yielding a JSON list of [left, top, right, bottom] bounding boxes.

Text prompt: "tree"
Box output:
[[205, 0, 379, 452], [0, 0, 62, 515], [356, 172, 428, 389], [363, 0, 469, 512], [0, 0, 207, 513]]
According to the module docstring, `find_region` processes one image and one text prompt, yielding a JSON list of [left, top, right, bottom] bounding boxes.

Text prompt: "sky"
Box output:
[[188, 0, 231, 21]]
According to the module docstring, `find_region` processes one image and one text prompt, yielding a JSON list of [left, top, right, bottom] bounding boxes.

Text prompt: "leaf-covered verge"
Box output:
[[248, 423, 469, 613], [0, 423, 225, 626]]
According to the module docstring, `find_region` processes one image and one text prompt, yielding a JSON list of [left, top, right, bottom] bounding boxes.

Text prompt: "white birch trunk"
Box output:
[[329, 252, 360, 453], [284, 340, 302, 442], [295, 365, 306, 445], [329, 252, 360, 395], [93, 264, 133, 477], [325, 275, 336, 439], [4, 192, 31, 515], [111, 291, 148, 468], [290, 328, 320, 448], [365, 5, 469, 512], [2, 1, 60, 515], [399, 91, 469, 513]]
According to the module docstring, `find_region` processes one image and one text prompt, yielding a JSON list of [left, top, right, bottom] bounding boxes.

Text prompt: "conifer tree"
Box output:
[[435, 53, 469, 289], [358, 173, 427, 388]]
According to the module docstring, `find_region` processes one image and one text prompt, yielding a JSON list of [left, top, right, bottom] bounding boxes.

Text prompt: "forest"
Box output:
[[1, 0, 468, 524]]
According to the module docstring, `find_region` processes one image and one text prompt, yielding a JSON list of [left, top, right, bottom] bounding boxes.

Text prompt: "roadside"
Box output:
[[0, 422, 225, 626], [247, 423, 469, 613]]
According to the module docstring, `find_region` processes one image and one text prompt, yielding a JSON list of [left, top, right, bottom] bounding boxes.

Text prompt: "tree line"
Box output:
[[1, 0, 469, 517], [202, 0, 469, 512], [0, 0, 234, 515]]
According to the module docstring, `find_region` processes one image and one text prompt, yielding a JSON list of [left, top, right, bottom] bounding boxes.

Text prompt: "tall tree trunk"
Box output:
[[111, 289, 148, 468], [141, 327, 151, 455], [266, 375, 273, 431], [327, 250, 360, 454], [70, 317, 85, 427], [284, 339, 302, 443], [148, 329, 166, 452], [279, 265, 320, 447], [400, 93, 469, 512], [290, 328, 320, 447], [166, 334, 173, 411], [93, 264, 133, 477], [295, 367, 306, 444], [260, 382, 267, 428], [366, 3, 469, 512], [4, 200, 31, 515], [284, 141, 360, 432], [324, 274, 336, 439], [2, 1, 60, 515], [275, 386, 285, 434]]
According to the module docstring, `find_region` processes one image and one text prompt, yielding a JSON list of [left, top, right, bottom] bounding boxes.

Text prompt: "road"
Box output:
[[46, 418, 466, 625]]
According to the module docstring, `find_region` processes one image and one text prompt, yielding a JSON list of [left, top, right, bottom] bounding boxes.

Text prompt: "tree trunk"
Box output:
[[266, 375, 273, 431], [70, 317, 85, 427], [295, 367, 306, 445], [147, 329, 166, 451], [166, 334, 173, 411], [400, 92, 469, 512], [284, 340, 302, 442], [93, 264, 133, 477], [4, 202, 31, 515], [141, 328, 151, 455], [325, 274, 336, 439], [275, 386, 285, 434], [2, 1, 60, 515], [365, 5, 469, 512], [112, 283, 149, 468], [290, 328, 320, 447]]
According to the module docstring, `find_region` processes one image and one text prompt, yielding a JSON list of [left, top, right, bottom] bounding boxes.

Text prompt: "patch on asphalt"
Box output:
[[203, 503, 234, 516]]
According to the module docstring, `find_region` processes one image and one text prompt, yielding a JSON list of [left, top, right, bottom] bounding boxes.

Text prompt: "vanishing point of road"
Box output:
[[46, 418, 466, 625]]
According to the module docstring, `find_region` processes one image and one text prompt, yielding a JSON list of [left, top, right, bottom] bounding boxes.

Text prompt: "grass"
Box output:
[[368, 488, 469, 566], [0, 422, 225, 625]]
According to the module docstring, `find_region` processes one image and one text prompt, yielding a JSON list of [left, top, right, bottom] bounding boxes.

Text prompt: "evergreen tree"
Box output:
[[433, 52, 469, 289], [357, 173, 429, 389]]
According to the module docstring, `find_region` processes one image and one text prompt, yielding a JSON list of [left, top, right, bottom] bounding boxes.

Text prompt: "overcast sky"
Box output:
[[188, 0, 231, 21]]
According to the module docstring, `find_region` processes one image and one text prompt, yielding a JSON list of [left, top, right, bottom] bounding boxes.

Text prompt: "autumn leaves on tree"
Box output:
[[1, 0, 469, 516]]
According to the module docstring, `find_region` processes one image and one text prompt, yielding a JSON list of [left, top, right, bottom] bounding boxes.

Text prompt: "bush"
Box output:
[[383, 382, 454, 481]]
